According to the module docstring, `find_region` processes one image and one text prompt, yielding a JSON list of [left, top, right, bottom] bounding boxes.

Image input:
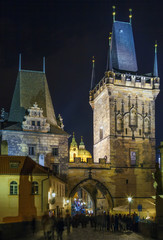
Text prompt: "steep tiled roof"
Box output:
[[0, 156, 49, 175], [111, 21, 138, 72], [8, 70, 57, 126]]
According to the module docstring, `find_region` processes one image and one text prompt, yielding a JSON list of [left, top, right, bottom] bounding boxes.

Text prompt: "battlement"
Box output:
[[68, 157, 111, 167], [89, 71, 160, 102]]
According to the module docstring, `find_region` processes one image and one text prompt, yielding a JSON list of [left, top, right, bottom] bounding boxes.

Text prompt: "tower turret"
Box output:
[[153, 41, 158, 77], [90, 56, 95, 90]]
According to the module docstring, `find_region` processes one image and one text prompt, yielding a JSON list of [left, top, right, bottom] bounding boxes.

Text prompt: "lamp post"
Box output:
[[128, 197, 132, 215]]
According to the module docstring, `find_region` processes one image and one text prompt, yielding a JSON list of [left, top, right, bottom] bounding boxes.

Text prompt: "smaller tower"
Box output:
[[69, 133, 78, 162], [153, 41, 158, 77]]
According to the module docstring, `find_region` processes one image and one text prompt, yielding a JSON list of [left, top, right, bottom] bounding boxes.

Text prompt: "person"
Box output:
[[31, 216, 36, 235], [56, 216, 64, 240], [65, 213, 71, 235], [106, 212, 110, 231]]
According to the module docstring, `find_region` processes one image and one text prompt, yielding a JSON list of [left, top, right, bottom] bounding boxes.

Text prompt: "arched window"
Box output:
[[10, 181, 18, 195], [73, 153, 76, 160], [32, 181, 39, 195]]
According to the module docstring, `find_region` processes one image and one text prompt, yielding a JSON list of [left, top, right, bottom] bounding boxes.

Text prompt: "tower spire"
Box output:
[[129, 9, 132, 24], [90, 56, 95, 90], [153, 41, 158, 77], [112, 6, 116, 22], [106, 32, 112, 71], [43, 56, 45, 73], [19, 53, 21, 71]]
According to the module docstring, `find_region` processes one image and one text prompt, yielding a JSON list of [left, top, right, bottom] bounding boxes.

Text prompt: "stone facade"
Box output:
[[1, 130, 68, 168], [90, 72, 159, 165]]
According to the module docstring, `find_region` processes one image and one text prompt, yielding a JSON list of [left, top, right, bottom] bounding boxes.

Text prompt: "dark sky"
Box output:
[[0, 0, 163, 154]]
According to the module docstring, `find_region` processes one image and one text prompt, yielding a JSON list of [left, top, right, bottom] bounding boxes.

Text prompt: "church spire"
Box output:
[[153, 41, 158, 77], [19, 53, 21, 71], [106, 32, 112, 71], [43, 56, 45, 73], [112, 6, 116, 22], [129, 9, 132, 24], [90, 56, 95, 90], [70, 132, 78, 147]]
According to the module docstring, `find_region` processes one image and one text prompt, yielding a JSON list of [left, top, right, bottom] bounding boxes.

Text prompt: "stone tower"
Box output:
[[89, 16, 160, 168]]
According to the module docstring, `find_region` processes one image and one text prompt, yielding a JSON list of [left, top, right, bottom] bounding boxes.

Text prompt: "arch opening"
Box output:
[[69, 178, 113, 216]]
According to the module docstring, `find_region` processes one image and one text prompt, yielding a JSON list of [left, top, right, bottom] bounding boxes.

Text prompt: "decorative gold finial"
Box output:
[[109, 32, 112, 46], [155, 40, 158, 54], [92, 56, 95, 63], [129, 9, 132, 24], [112, 6, 116, 22]]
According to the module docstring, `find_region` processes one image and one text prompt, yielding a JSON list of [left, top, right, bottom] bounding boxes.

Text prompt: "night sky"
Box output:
[[0, 0, 163, 155]]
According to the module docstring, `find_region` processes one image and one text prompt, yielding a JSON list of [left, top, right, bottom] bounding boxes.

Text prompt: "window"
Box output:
[[32, 121, 35, 126], [130, 149, 139, 166], [100, 127, 103, 140], [53, 164, 59, 175], [125, 128, 128, 135], [37, 121, 40, 126], [139, 129, 141, 136], [10, 181, 18, 195], [52, 148, 59, 156], [29, 146, 35, 156], [32, 181, 39, 194]]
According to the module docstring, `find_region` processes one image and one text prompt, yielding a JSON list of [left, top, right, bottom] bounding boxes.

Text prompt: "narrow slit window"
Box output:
[[100, 127, 103, 140]]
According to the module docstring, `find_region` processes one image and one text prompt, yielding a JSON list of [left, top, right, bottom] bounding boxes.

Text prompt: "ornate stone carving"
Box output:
[[22, 102, 50, 133]]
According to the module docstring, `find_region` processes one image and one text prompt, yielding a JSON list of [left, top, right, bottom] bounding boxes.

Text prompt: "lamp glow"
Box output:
[[128, 197, 132, 202], [52, 192, 56, 198]]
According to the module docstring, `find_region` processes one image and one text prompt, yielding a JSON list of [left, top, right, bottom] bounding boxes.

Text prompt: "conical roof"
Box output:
[[8, 70, 57, 126]]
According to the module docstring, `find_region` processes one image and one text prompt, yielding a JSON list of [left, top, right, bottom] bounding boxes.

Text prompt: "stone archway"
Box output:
[[68, 178, 114, 214]]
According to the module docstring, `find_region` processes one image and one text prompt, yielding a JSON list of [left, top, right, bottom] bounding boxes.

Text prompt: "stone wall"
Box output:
[[1, 130, 68, 167]]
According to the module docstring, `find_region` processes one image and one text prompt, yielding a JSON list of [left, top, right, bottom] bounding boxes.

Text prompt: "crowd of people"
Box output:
[[40, 211, 139, 240]]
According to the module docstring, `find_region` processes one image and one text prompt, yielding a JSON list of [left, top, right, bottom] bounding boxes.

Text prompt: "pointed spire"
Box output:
[[129, 9, 132, 24], [79, 136, 85, 150], [43, 56, 45, 73], [70, 132, 78, 147], [106, 32, 112, 71], [19, 53, 21, 71], [112, 6, 116, 22], [153, 41, 158, 77], [90, 56, 95, 90]]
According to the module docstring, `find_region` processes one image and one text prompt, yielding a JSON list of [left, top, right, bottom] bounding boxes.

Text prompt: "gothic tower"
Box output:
[[89, 11, 160, 168]]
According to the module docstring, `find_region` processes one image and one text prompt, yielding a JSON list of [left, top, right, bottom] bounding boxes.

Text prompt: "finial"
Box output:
[[109, 32, 112, 46], [73, 132, 75, 138], [155, 40, 157, 53], [153, 40, 158, 77], [90, 56, 95, 90], [92, 56, 95, 64], [129, 9, 132, 24], [112, 6, 116, 22], [106, 33, 112, 71], [19, 53, 21, 71], [43, 56, 45, 73], [81, 136, 83, 142]]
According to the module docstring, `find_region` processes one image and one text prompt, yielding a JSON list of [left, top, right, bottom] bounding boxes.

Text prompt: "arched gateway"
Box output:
[[67, 159, 115, 214]]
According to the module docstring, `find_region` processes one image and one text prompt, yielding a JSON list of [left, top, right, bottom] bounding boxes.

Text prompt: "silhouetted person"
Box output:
[[106, 212, 110, 231], [56, 216, 64, 240], [31, 216, 36, 235]]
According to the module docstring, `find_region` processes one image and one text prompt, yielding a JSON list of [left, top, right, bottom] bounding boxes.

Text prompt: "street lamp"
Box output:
[[127, 197, 132, 215]]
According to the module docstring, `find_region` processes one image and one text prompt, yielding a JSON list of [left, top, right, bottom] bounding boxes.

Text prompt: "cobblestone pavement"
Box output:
[[15, 225, 153, 240]]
